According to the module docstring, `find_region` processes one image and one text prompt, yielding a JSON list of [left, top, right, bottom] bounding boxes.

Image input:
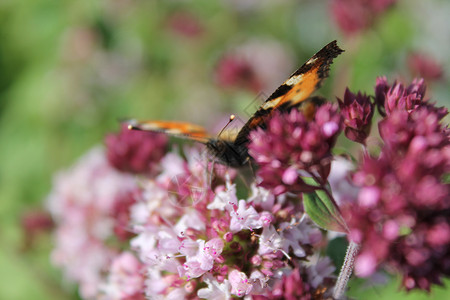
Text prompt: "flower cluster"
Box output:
[[330, 0, 397, 35], [48, 135, 336, 299], [129, 148, 335, 299], [47, 148, 141, 299], [249, 104, 343, 195], [343, 78, 450, 290], [48, 72, 449, 298]]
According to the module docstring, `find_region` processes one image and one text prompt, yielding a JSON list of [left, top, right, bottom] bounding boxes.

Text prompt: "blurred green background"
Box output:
[[0, 0, 448, 299]]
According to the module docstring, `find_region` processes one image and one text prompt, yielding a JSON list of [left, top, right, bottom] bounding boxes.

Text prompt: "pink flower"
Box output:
[[229, 200, 263, 232], [47, 148, 139, 299], [197, 274, 231, 299], [229, 270, 253, 297], [204, 238, 225, 259], [258, 226, 284, 256], [100, 252, 145, 299], [166, 11, 204, 38]]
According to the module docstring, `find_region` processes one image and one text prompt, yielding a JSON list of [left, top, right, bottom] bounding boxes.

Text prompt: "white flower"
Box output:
[[174, 209, 205, 237], [258, 225, 284, 256], [229, 200, 262, 232], [197, 274, 231, 300], [207, 182, 238, 211], [305, 255, 336, 288], [229, 270, 253, 297]]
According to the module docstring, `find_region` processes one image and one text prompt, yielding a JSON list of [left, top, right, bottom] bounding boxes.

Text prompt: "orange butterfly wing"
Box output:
[[127, 120, 212, 143], [234, 40, 344, 146]]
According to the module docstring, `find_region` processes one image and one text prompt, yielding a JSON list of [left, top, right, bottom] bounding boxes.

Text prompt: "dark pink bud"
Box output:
[[224, 232, 233, 242], [338, 88, 374, 144]]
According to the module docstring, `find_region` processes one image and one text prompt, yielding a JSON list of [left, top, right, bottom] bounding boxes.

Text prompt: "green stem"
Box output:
[[333, 241, 360, 299]]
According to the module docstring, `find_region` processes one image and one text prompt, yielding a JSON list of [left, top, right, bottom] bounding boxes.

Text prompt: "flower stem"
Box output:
[[333, 241, 360, 299]]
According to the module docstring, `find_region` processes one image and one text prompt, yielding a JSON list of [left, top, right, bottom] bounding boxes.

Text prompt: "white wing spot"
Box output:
[[262, 97, 282, 109], [306, 57, 317, 65], [285, 74, 303, 86]]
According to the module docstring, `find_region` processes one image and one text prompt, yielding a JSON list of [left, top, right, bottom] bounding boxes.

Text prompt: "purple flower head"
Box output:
[[249, 104, 342, 194], [384, 78, 427, 115], [346, 103, 450, 291], [379, 106, 449, 158], [105, 124, 168, 174], [374, 77, 428, 117], [375, 77, 448, 119], [338, 88, 374, 144]]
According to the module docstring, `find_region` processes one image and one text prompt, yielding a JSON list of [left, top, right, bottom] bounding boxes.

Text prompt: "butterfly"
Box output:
[[128, 41, 343, 168]]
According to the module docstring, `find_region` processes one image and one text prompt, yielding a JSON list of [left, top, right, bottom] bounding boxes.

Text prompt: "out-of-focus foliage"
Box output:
[[0, 0, 448, 299]]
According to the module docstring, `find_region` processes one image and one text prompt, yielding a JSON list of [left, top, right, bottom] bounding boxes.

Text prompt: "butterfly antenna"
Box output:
[[217, 115, 235, 138], [126, 120, 142, 131]]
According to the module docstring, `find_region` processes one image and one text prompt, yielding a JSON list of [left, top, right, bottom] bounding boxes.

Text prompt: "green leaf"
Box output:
[[304, 188, 349, 233]]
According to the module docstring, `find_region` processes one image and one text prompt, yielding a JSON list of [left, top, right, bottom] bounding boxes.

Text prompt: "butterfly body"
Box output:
[[128, 41, 344, 167], [205, 139, 249, 167]]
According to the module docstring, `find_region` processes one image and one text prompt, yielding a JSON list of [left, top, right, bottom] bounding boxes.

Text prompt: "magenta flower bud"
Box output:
[[224, 232, 233, 242], [338, 88, 374, 144], [215, 255, 225, 264]]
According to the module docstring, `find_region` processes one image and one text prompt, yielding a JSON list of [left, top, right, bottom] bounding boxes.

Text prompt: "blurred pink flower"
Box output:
[[330, 0, 397, 35], [105, 124, 168, 175], [229, 270, 253, 297], [167, 11, 204, 38], [47, 148, 139, 299], [215, 39, 294, 94], [100, 252, 145, 300], [20, 209, 54, 250], [408, 52, 444, 82]]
